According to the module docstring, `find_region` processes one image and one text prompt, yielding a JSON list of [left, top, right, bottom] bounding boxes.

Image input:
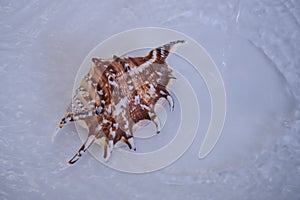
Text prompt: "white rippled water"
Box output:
[[0, 1, 300, 199]]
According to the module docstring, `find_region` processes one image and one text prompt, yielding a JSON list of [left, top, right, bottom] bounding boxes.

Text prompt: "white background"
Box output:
[[1, 0, 300, 199]]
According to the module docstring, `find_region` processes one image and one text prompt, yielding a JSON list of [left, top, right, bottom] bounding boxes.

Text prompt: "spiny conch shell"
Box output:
[[53, 40, 185, 167]]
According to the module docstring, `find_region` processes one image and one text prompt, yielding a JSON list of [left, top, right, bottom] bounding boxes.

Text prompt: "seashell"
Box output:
[[54, 40, 185, 166]]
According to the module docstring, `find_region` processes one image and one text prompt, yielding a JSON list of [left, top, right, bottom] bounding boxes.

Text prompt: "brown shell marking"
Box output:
[[54, 40, 185, 166]]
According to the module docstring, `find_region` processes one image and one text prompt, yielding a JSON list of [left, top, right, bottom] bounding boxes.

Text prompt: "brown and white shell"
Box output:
[[53, 40, 185, 166]]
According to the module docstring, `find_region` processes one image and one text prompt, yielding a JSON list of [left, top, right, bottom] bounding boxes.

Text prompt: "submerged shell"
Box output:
[[54, 40, 185, 166]]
